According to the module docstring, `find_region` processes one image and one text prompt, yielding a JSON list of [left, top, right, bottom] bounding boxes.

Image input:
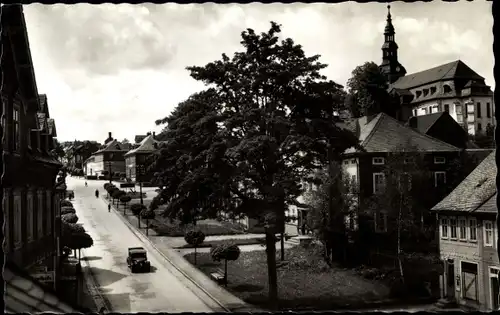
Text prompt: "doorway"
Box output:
[[446, 259, 455, 299], [490, 267, 500, 310]]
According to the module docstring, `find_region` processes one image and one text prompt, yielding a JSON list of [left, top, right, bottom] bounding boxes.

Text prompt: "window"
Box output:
[[458, 217, 467, 240], [477, 123, 482, 132], [37, 192, 44, 237], [423, 89, 429, 96], [424, 107, 429, 115], [444, 104, 450, 113], [456, 104, 462, 115], [469, 218, 477, 241], [434, 171, 446, 187], [27, 193, 34, 242], [372, 157, 385, 165], [46, 191, 52, 236], [431, 87, 436, 94], [441, 218, 449, 238], [476, 102, 482, 118], [343, 160, 349, 165], [461, 262, 478, 301], [467, 114, 475, 123], [434, 156, 446, 164], [351, 159, 356, 164], [373, 173, 386, 194], [13, 107, 20, 151], [450, 218, 457, 239], [376, 212, 388, 232], [429, 106, 433, 114], [487, 102, 491, 118], [13, 195, 22, 248], [484, 220, 494, 247], [416, 91, 422, 98], [443, 85, 452, 93]]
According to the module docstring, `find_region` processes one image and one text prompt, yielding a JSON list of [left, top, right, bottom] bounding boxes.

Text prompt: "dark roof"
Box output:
[[47, 118, 56, 137], [94, 139, 126, 154], [431, 151, 496, 213], [390, 60, 484, 90], [407, 112, 444, 134], [391, 88, 413, 96], [5, 261, 81, 313], [344, 113, 460, 154], [38, 94, 48, 115], [36, 113, 47, 131], [135, 135, 147, 144], [125, 135, 159, 157]]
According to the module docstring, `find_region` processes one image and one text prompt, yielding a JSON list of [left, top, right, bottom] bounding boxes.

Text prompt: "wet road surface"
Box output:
[[68, 177, 216, 313]]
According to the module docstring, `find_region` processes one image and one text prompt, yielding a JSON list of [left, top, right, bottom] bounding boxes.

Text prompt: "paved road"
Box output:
[[67, 177, 216, 313]]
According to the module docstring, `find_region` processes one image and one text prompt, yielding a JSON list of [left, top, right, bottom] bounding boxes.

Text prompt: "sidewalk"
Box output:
[[101, 195, 261, 312]]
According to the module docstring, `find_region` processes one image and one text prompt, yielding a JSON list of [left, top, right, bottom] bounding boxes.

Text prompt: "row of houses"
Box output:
[[83, 131, 163, 183], [2, 5, 82, 312]]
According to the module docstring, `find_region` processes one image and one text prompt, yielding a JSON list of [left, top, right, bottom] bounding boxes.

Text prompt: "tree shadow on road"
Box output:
[[83, 256, 102, 261], [89, 267, 128, 287]]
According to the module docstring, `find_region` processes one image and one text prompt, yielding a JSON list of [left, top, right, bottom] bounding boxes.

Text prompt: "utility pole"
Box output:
[[108, 161, 112, 184]]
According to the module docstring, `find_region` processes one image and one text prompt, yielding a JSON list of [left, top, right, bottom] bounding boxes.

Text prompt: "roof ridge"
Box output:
[[439, 60, 459, 80], [423, 112, 445, 134]]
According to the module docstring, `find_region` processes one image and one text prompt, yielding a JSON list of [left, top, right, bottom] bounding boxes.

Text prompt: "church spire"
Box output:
[[379, 4, 406, 84]]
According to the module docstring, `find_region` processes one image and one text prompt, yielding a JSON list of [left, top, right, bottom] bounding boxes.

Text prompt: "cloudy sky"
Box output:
[[23, 2, 493, 143]]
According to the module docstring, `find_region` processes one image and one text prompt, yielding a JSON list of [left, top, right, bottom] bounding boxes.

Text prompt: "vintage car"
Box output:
[[126, 247, 151, 273]]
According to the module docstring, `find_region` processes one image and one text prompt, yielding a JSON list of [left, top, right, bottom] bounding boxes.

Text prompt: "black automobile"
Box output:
[[126, 247, 151, 273]]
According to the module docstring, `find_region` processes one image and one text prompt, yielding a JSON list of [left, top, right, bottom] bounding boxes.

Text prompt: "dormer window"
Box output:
[[372, 157, 385, 165], [430, 87, 436, 94], [423, 89, 429, 96], [416, 91, 422, 98], [434, 156, 446, 164], [443, 85, 452, 93]]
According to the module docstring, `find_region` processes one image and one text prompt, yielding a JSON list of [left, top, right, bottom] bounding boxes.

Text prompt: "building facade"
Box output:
[[378, 6, 495, 135], [432, 151, 497, 311], [84, 134, 126, 177], [124, 132, 158, 183], [1, 4, 62, 270]]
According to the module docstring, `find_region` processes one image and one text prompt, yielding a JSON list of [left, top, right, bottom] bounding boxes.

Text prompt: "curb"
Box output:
[[102, 196, 248, 312], [80, 251, 112, 312]]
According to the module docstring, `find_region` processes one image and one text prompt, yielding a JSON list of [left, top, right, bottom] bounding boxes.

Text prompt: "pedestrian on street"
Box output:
[[95, 189, 99, 198], [108, 204, 111, 212], [85, 181, 87, 187]]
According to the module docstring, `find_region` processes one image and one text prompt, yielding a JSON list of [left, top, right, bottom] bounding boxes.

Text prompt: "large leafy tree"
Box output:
[[346, 61, 396, 118], [51, 139, 66, 161], [151, 21, 358, 305]]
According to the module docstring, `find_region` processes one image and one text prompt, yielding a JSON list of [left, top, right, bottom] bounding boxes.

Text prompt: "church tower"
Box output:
[[379, 5, 406, 84]]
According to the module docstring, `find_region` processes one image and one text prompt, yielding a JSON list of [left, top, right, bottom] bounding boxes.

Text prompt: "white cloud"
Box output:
[[23, 2, 493, 142]]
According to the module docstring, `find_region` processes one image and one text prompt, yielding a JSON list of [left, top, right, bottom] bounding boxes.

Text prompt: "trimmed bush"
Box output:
[[86, 175, 98, 180], [61, 200, 73, 207], [61, 207, 76, 215], [120, 195, 132, 204], [61, 221, 85, 235], [140, 208, 155, 220], [210, 243, 241, 262], [185, 230, 206, 246], [130, 203, 147, 216], [62, 213, 79, 224]]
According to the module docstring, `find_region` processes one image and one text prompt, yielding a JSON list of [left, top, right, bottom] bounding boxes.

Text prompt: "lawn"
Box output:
[[175, 237, 266, 249], [184, 244, 391, 311], [149, 216, 246, 237]]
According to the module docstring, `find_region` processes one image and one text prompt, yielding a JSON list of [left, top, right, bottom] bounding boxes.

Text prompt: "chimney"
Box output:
[[408, 116, 418, 129], [153, 131, 156, 138], [108, 132, 112, 139]]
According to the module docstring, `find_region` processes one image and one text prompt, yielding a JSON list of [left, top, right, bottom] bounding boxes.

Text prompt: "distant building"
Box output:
[[407, 112, 468, 149], [378, 5, 495, 135], [66, 140, 100, 171], [431, 151, 497, 311], [84, 133, 127, 177], [1, 2, 62, 275], [124, 132, 159, 183]]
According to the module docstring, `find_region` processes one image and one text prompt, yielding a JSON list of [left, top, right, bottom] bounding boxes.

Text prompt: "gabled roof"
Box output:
[[390, 60, 484, 90], [125, 135, 159, 157], [38, 94, 49, 116], [47, 118, 56, 137], [407, 112, 445, 134], [36, 113, 48, 131], [135, 135, 147, 144], [344, 113, 460, 154], [431, 151, 496, 213], [94, 139, 125, 154]]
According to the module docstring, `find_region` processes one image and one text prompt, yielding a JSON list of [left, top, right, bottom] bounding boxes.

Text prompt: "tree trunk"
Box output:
[[138, 214, 141, 229], [265, 228, 278, 308], [224, 259, 228, 287], [146, 219, 149, 236], [280, 232, 285, 261], [194, 247, 197, 265], [397, 193, 405, 283]]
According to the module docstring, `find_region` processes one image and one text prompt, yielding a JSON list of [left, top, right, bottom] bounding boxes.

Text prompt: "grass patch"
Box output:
[[175, 237, 266, 249], [149, 217, 245, 237], [184, 244, 391, 311]]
